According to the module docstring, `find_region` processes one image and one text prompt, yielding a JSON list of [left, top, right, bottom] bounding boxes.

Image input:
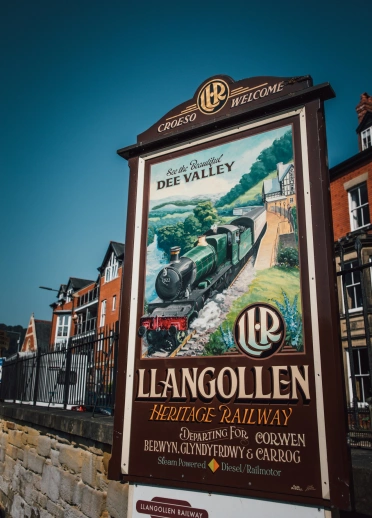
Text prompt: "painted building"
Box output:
[[330, 92, 372, 408], [262, 160, 296, 216]]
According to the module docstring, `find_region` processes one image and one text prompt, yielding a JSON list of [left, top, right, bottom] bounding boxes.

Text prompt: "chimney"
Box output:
[[197, 236, 208, 246], [170, 246, 181, 262], [356, 92, 372, 124]]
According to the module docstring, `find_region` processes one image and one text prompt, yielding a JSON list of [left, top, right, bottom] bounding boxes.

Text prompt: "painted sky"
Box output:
[[1, 0, 371, 326], [150, 126, 290, 200]]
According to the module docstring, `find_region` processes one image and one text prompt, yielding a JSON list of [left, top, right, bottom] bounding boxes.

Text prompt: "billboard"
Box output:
[[111, 76, 350, 510]]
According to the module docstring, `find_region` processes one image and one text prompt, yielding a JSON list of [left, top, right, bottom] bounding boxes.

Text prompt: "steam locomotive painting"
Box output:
[[138, 207, 266, 355]]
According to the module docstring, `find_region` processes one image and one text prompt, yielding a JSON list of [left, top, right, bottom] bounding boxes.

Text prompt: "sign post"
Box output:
[[110, 75, 351, 516]]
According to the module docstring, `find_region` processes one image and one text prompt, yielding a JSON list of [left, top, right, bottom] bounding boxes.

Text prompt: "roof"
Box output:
[[98, 241, 125, 273], [277, 162, 294, 182], [356, 111, 372, 134], [67, 278, 95, 291], [34, 320, 52, 353], [263, 177, 281, 195], [329, 146, 372, 181]]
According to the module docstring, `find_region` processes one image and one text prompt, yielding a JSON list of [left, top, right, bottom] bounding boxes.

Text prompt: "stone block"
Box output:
[[96, 473, 108, 492], [41, 463, 61, 502], [64, 504, 86, 518], [10, 493, 32, 518], [81, 451, 99, 487], [72, 480, 84, 506], [60, 470, 77, 504], [59, 445, 83, 474], [27, 450, 46, 474], [35, 490, 48, 509], [4, 455, 16, 480], [106, 480, 129, 518], [51, 449, 60, 466], [81, 485, 106, 518], [40, 511, 54, 518], [0, 475, 9, 496], [47, 499, 65, 518], [8, 429, 23, 447], [5, 443, 19, 460], [102, 453, 110, 474], [37, 435, 52, 457], [5, 421, 15, 430]]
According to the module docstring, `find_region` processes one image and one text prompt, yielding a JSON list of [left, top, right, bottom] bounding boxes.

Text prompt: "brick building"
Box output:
[[20, 314, 51, 354], [329, 92, 372, 408], [49, 241, 125, 350]]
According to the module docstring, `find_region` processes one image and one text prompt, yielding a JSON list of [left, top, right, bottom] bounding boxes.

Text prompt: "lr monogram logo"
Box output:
[[234, 303, 285, 359], [197, 79, 229, 115]]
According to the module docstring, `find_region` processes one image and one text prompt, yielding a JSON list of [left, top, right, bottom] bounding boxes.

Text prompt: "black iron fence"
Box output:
[[337, 235, 372, 449], [0, 327, 118, 416]]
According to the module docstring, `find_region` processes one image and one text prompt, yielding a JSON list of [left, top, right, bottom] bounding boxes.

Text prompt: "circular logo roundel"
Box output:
[[234, 303, 286, 359], [197, 79, 229, 115]]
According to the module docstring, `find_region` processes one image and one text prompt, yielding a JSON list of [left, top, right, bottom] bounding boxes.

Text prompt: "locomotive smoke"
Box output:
[[187, 257, 257, 353]]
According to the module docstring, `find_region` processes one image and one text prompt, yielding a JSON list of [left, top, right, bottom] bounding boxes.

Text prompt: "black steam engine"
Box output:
[[138, 207, 267, 355]]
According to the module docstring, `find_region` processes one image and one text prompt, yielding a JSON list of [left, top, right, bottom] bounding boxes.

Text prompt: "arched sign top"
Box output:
[[136, 75, 313, 144]]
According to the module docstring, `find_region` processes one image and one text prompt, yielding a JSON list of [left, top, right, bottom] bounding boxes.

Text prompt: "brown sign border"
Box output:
[[109, 76, 350, 511]]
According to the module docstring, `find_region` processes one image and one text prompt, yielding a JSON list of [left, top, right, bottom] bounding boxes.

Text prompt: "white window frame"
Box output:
[[361, 127, 372, 151], [55, 314, 71, 347], [346, 348, 370, 407], [100, 300, 106, 328], [341, 260, 363, 313], [105, 252, 119, 283], [348, 183, 370, 231], [112, 295, 116, 311]]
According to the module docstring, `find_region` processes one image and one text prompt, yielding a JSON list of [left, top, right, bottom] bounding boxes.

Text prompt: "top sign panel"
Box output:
[[137, 75, 313, 143]]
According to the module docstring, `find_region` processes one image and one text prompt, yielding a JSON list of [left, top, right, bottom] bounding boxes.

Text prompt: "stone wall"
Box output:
[[0, 414, 128, 518]]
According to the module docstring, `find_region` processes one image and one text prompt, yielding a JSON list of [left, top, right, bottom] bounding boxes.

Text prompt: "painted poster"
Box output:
[[139, 125, 302, 360]]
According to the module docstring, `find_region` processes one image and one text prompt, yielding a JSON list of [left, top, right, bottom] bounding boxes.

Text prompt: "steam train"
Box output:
[[138, 207, 267, 354]]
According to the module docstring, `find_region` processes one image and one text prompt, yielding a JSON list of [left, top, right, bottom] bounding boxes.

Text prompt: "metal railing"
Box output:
[[76, 316, 97, 335], [337, 235, 372, 449], [0, 326, 118, 416], [77, 287, 99, 308]]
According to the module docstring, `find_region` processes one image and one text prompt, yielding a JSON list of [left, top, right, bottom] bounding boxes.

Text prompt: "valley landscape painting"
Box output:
[[138, 125, 303, 358]]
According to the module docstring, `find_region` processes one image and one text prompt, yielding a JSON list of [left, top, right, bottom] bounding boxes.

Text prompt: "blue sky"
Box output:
[[1, 0, 371, 326]]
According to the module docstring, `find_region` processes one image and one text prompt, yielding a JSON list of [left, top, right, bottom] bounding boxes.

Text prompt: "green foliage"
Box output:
[[184, 215, 201, 235], [277, 247, 299, 268], [291, 206, 298, 243], [215, 130, 293, 208], [156, 201, 219, 256], [193, 201, 218, 232], [203, 324, 234, 356], [272, 290, 303, 351], [152, 198, 210, 211], [147, 225, 155, 246]]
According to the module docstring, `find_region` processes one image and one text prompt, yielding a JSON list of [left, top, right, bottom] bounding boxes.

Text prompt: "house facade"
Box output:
[[262, 160, 296, 216], [49, 241, 124, 350], [329, 92, 372, 408], [20, 314, 51, 354]]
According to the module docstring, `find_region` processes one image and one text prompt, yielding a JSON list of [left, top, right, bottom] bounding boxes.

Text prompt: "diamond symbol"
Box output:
[[208, 458, 220, 473]]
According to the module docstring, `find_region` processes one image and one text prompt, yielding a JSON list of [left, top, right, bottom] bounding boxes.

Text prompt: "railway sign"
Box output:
[[110, 75, 351, 512]]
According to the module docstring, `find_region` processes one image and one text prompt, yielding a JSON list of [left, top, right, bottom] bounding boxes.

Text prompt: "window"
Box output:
[[105, 253, 118, 283], [342, 261, 363, 312], [97, 332, 104, 352], [100, 300, 106, 327], [348, 183, 370, 230], [361, 127, 372, 151], [55, 314, 70, 347], [112, 295, 116, 311], [347, 348, 371, 406]]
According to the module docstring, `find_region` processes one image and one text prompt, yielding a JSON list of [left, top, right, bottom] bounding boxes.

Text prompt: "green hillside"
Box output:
[[220, 170, 277, 209]]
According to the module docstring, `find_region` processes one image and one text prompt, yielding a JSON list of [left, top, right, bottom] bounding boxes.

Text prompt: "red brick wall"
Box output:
[[97, 267, 122, 332], [49, 301, 73, 347], [330, 161, 372, 241]]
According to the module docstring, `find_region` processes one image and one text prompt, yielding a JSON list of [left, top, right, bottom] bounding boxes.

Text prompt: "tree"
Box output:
[[193, 202, 218, 233]]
